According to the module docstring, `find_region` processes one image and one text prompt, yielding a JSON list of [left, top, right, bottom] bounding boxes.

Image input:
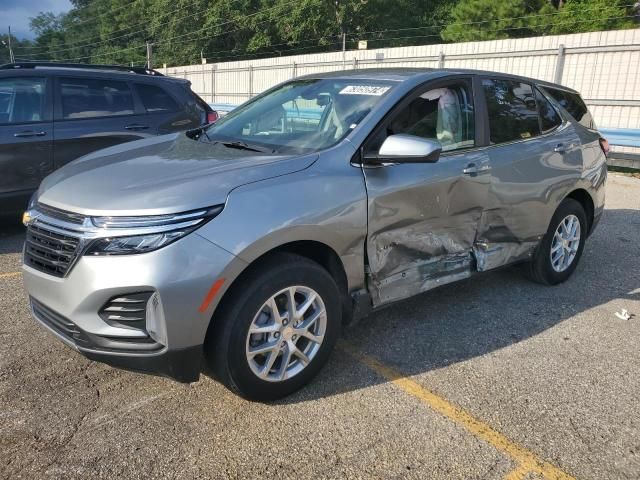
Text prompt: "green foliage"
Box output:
[[443, 0, 636, 42], [536, 0, 635, 35], [1, 34, 34, 64], [442, 0, 545, 41], [8, 0, 639, 67]]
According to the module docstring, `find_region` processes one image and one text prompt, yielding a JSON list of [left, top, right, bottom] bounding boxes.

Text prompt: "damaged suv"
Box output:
[[22, 69, 607, 400]]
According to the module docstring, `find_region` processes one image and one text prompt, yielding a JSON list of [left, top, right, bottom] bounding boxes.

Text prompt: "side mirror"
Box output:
[[365, 134, 442, 164]]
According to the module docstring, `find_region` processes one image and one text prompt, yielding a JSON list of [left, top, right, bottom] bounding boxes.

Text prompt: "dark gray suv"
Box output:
[[0, 63, 215, 215]]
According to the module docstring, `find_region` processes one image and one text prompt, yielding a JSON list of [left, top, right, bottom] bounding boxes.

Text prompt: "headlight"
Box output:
[[85, 205, 223, 256]]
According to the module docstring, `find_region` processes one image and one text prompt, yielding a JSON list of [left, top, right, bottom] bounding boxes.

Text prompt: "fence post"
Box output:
[[211, 66, 216, 103], [438, 51, 445, 68], [292, 61, 297, 79], [554, 44, 565, 84], [249, 65, 254, 98]]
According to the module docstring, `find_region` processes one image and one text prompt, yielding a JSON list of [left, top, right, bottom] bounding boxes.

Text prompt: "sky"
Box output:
[[1, 0, 72, 40]]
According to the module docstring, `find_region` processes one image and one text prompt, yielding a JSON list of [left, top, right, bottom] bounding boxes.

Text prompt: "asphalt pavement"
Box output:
[[1, 174, 639, 479]]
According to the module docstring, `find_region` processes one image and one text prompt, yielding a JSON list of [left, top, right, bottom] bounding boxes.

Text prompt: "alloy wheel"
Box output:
[[245, 286, 327, 382]]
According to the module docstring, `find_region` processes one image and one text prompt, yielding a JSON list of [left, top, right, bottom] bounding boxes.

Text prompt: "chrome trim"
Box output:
[[23, 204, 221, 277], [92, 209, 209, 228]]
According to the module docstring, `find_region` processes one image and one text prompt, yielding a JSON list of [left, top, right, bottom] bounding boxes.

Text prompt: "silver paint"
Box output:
[[22, 68, 608, 381]]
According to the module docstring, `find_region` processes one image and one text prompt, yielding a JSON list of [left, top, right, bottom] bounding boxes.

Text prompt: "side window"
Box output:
[[386, 83, 475, 152], [542, 87, 593, 128], [136, 83, 178, 113], [482, 79, 540, 144], [60, 77, 135, 119], [535, 87, 561, 133], [0, 77, 46, 124]]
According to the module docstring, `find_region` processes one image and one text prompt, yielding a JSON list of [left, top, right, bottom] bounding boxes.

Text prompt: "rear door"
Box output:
[[361, 76, 491, 306], [52, 75, 151, 168], [478, 77, 583, 270], [0, 75, 53, 210]]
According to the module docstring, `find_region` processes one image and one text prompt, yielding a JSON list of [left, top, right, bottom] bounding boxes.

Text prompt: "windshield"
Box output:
[[203, 78, 396, 153]]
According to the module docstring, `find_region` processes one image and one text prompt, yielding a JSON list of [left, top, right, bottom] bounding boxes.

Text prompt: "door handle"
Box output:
[[463, 163, 491, 175], [553, 143, 566, 153], [124, 124, 149, 130], [14, 131, 46, 138]]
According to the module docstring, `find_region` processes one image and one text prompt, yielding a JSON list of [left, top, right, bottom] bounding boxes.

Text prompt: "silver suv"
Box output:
[[22, 69, 607, 400]]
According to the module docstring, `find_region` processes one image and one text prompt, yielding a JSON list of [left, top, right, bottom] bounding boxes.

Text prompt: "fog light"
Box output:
[[22, 211, 32, 226], [146, 292, 167, 346]]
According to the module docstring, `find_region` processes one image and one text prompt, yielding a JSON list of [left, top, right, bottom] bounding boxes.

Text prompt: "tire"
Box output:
[[525, 198, 587, 285], [205, 252, 342, 401]]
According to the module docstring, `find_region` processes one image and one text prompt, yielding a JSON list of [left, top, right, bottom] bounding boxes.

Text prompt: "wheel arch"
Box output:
[[204, 239, 353, 346], [564, 188, 595, 234]]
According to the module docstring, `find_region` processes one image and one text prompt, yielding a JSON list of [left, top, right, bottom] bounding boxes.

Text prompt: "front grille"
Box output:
[[24, 224, 81, 277], [36, 202, 85, 225]]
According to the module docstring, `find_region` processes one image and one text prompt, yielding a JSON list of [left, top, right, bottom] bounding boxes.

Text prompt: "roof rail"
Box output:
[[0, 62, 163, 76]]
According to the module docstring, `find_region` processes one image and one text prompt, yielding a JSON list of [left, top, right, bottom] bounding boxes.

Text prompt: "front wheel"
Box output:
[[525, 198, 587, 285], [205, 253, 341, 401]]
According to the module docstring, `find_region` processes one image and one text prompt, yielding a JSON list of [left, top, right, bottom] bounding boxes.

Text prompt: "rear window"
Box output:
[[542, 87, 593, 128], [535, 87, 562, 133], [482, 79, 540, 144], [136, 83, 178, 112], [60, 77, 134, 119]]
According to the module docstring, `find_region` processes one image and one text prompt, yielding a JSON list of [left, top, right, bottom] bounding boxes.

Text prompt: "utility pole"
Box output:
[[7, 26, 15, 63], [146, 42, 153, 70]]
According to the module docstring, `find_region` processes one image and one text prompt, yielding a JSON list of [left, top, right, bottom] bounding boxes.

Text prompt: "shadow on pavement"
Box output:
[[0, 217, 24, 255]]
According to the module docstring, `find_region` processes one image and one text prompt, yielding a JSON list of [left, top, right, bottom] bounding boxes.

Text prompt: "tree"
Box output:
[[442, 0, 545, 42], [536, 0, 635, 35]]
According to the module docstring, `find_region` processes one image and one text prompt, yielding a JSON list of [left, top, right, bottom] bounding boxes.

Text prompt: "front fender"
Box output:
[[196, 154, 368, 293]]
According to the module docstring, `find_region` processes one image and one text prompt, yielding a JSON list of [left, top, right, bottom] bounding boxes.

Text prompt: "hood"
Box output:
[[38, 133, 318, 215]]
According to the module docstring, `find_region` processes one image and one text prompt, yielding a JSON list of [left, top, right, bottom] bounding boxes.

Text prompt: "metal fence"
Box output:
[[166, 29, 640, 155]]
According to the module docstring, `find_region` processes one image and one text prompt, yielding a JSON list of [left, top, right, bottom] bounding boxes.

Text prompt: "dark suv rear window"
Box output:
[[482, 79, 541, 144], [136, 83, 178, 112], [542, 87, 593, 128], [60, 77, 134, 119]]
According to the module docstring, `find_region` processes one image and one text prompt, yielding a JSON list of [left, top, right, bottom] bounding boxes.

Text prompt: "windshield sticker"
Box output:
[[339, 85, 391, 96]]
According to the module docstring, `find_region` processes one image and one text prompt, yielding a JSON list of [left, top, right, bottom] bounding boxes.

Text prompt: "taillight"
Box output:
[[207, 111, 219, 124], [599, 137, 610, 157]]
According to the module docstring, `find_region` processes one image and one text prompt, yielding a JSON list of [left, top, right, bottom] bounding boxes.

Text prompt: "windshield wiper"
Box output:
[[220, 140, 272, 153]]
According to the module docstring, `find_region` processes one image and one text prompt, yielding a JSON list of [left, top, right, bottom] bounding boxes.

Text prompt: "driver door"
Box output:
[[360, 77, 491, 306]]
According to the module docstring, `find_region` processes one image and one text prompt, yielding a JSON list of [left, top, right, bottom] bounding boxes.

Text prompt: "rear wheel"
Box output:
[[525, 198, 587, 285], [205, 253, 341, 401]]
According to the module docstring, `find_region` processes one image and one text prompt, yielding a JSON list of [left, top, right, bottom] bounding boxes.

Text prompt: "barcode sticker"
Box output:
[[339, 85, 390, 96]]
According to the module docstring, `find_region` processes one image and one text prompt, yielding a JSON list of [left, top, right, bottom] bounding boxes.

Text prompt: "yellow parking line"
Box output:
[[0, 271, 21, 279], [339, 341, 576, 480], [504, 463, 533, 480]]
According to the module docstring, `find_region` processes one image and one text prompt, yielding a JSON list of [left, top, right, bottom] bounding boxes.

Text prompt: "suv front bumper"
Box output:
[[23, 232, 241, 382]]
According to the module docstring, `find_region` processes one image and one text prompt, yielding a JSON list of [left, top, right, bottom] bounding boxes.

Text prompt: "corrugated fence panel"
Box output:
[[169, 29, 640, 134]]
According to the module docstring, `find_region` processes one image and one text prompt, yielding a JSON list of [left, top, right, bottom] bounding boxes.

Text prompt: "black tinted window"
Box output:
[[542, 87, 593, 128], [60, 78, 134, 119], [136, 84, 178, 112], [0, 77, 46, 124], [535, 87, 561, 132], [482, 79, 540, 144]]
